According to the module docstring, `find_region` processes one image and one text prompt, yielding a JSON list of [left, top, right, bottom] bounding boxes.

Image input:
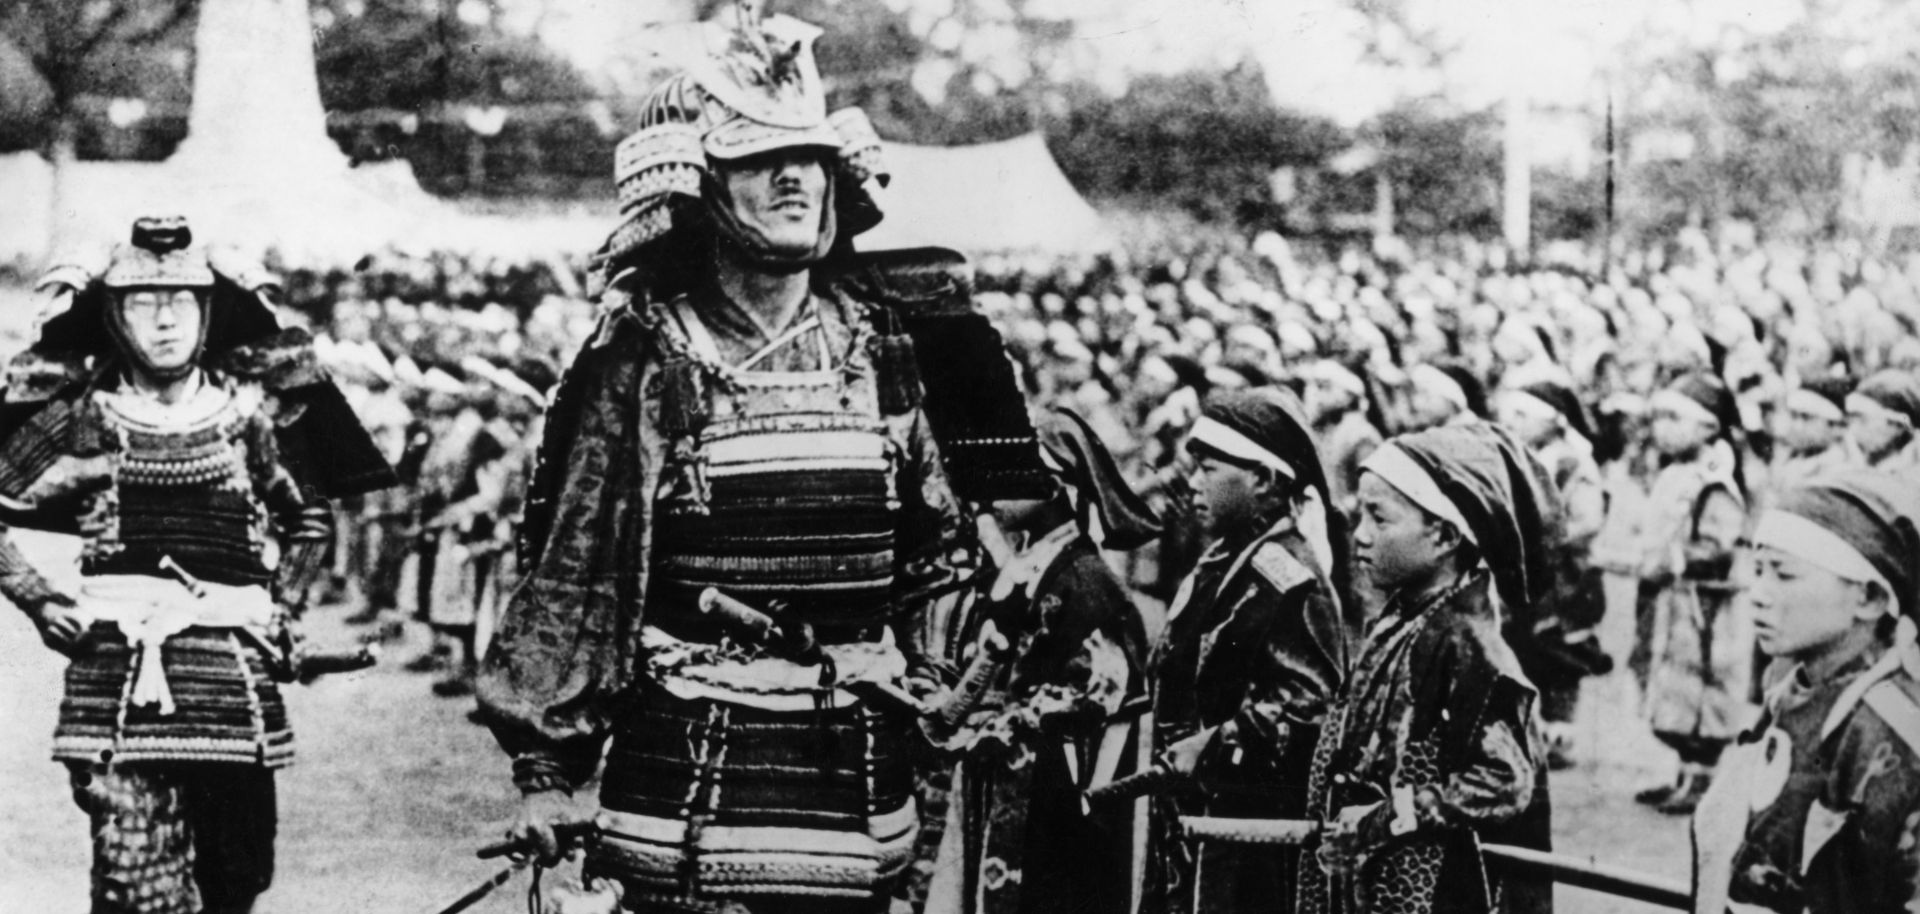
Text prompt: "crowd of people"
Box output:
[[7, 8, 1920, 914]]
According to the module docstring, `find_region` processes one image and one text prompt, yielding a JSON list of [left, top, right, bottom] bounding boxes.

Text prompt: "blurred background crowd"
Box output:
[[7, 0, 1920, 908]]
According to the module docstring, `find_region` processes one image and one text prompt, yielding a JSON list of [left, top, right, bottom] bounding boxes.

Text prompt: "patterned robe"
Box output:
[[1298, 570, 1550, 914], [1146, 516, 1348, 914], [929, 524, 1150, 914], [1640, 454, 1752, 745]]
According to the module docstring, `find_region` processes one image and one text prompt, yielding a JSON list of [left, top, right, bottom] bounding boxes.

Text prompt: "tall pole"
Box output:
[[1502, 89, 1532, 262], [1603, 80, 1616, 275]]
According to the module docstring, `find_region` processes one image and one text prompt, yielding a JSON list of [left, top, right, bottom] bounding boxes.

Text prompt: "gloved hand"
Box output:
[[28, 592, 85, 656]]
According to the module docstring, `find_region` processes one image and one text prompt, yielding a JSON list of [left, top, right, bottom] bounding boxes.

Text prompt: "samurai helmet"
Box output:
[[599, 0, 887, 272]]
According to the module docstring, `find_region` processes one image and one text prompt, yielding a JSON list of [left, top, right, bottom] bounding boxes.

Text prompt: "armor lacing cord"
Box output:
[[681, 702, 730, 899]]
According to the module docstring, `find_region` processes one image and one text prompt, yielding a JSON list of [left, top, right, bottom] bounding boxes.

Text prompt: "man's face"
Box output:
[[1745, 546, 1876, 660], [719, 150, 830, 253], [1848, 398, 1912, 460], [1188, 452, 1265, 540], [118, 289, 204, 375], [1352, 472, 1450, 592]]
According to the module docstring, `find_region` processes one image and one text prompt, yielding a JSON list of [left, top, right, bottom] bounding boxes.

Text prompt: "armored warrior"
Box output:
[[476, 8, 1012, 913], [0, 217, 394, 914]]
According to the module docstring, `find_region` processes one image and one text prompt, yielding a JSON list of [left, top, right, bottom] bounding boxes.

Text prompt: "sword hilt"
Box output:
[[697, 587, 778, 643], [1084, 764, 1179, 804], [158, 555, 207, 599], [475, 820, 597, 860], [934, 625, 1012, 729]]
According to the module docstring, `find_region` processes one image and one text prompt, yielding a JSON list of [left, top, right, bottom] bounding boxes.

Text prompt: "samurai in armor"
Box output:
[[1300, 423, 1552, 914], [921, 407, 1157, 914], [1144, 388, 1350, 914], [0, 216, 395, 914], [1691, 470, 1920, 914], [476, 8, 976, 913]]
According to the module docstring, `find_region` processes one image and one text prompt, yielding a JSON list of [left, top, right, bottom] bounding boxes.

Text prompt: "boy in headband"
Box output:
[[1496, 380, 1611, 770], [1765, 377, 1853, 505], [1301, 423, 1550, 914], [1401, 362, 1487, 433], [1692, 470, 1920, 914], [1846, 369, 1920, 473], [1635, 371, 1753, 814], [1145, 388, 1349, 914]]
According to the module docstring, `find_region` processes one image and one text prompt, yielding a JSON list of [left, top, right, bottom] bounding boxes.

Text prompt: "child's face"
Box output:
[[1189, 453, 1265, 540], [1495, 393, 1559, 449], [1649, 405, 1716, 456], [1745, 546, 1878, 660], [1404, 389, 1459, 432], [1353, 472, 1451, 591]]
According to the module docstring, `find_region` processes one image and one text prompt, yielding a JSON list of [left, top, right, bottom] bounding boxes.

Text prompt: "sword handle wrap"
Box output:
[[697, 587, 777, 643], [475, 820, 597, 860], [1085, 764, 1178, 803]]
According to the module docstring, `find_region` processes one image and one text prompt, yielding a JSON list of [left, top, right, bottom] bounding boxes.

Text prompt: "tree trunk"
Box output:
[[46, 112, 80, 259], [171, 0, 343, 177]]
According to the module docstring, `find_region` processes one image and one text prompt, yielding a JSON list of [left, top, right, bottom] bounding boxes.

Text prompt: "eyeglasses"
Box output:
[[120, 290, 203, 321]]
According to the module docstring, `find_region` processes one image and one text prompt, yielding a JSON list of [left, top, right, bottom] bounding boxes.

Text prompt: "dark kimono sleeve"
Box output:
[[476, 344, 646, 793], [888, 405, 977, 672], [0, 399, 81, 611], [1218, 576, 1346, 764], [1406, 613, 1540, 833], [247, 396, 333, 616]]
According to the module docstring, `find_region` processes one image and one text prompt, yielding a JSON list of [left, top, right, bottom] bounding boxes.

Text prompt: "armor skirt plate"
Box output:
[[590, 681, 918, 905]]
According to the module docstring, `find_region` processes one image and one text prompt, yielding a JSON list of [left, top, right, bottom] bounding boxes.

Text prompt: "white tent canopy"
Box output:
[[860, 133, 1111, 255]]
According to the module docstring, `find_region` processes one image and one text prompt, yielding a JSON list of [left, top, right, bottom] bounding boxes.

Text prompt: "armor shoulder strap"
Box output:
[[1247, 540, 1313, 595], [1862, 677, 1920, 759]]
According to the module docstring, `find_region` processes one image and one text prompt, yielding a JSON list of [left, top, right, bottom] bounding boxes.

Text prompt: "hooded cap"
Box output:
[[1783, 376, 1853, 424], [1751, 469, 1920, 619], [1409, 361, 1489, 420], [1850, 369, 1920, 430], [1036, 408, 1161, 551], [1514, 379, 1593, 442], [1652, 370, 1740, 431], [1361, 423, 1553, 611]]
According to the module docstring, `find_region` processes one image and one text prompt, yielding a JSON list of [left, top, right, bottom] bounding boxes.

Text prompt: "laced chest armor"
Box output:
[[84, 381, 279, 586], [649, 297, 902, 631]]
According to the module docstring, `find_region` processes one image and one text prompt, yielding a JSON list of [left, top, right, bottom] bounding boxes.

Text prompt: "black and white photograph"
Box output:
[[2, 0, 1919, 912]]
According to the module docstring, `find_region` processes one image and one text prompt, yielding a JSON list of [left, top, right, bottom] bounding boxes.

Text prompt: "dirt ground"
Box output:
[[0, 528, 1691, 914]]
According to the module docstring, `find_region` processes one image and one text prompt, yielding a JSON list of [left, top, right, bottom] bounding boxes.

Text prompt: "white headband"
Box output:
[[1750, 509, 1898, 615], [1848, 392, 1915, 430], [1409, 364, 1470, 414], [1650, 388, 1719, 427], [1361, 443, 1475, 544], [1189, 416, 1296, 480], [1783, 388, 1844, 424]]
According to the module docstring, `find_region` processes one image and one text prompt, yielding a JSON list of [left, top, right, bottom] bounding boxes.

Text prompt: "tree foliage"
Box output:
[[0, 0, 193, 153]]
